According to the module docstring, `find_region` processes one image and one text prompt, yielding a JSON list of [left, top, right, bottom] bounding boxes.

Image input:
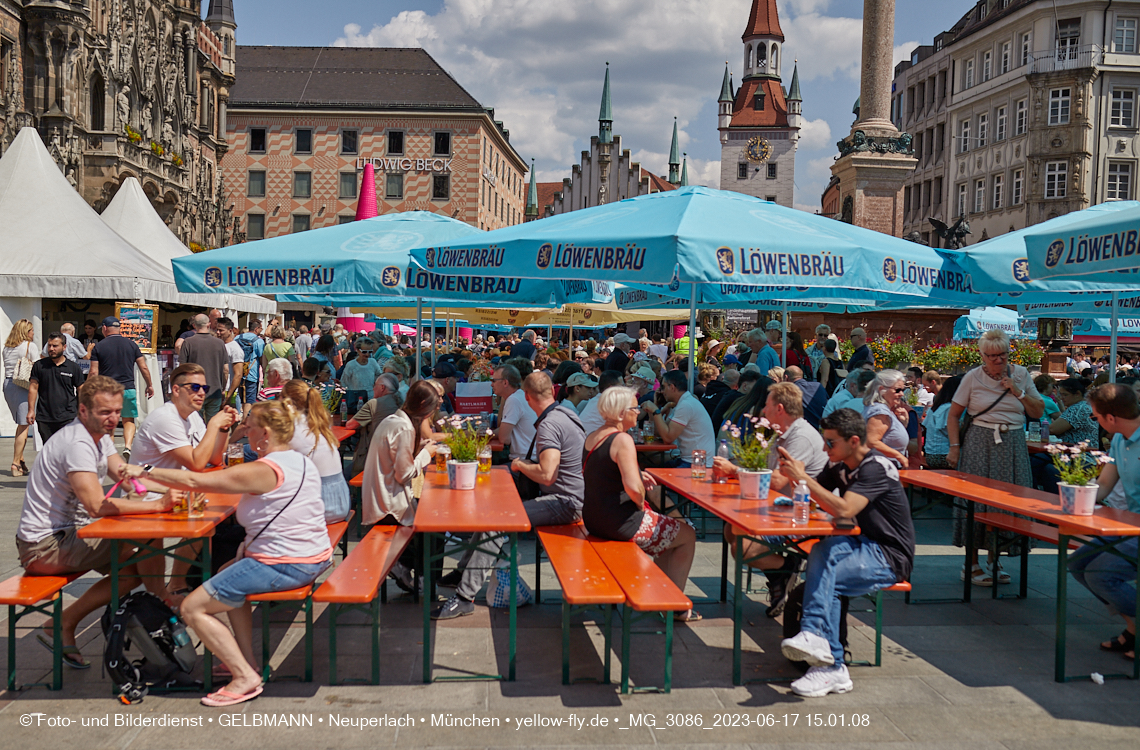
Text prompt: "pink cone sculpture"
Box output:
[[355, 163, 378, 220]]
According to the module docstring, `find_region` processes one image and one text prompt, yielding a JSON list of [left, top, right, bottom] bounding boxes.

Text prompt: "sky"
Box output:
[[225, 0, 970, 213]]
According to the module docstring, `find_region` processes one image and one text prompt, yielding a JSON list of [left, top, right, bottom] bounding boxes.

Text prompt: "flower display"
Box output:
[[1045, 441, 1113, 487], [321, 383, 347, 414], [438, 415, 493, 462], [722, 416, 781, 472], [467, 358, 494, 382]]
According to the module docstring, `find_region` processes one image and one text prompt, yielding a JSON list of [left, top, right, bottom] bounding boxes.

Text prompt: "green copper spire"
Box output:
[[718, 63, 734, 103], [788, 62, 802, 102], [668, 118, 681, 184], [680, 153, 690, 187], [525, 160, 538, 218], [599, 63, 613, 144]]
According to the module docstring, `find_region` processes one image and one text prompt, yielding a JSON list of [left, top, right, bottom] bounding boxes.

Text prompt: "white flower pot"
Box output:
[[447, 460, 478, 491], [739, 469, 772, 500], [1059, 482, 1098, 516]]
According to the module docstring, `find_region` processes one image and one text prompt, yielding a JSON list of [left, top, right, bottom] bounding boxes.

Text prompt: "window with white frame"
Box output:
[[957, 183, 967, 217], [996, 106, 1008, 141], [1111, 89, 1136, 128], [982, 51, 992, 82], [977, 113, 988, 147], [1116, 18, 1138, 53], [1015, 98, 1028, 134], [1107, 162, 1133, 200], [1001, 42, 1011, 74], [974, 179, 986, 213], [1020, 32, 1032, 66], [993, 174, 1004, 209], [964, 59, 975, 88], [1045, 161, 1068, 198], [1056, 19, 1081, 60], [959, 119, 971, 153], [1049, 88, 1071, 125], [1012, 169, 1024, 205]]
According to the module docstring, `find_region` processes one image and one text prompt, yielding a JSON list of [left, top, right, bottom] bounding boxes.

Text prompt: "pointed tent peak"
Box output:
[[719, 63, 734, 103], [680, 154, 690, 187], [788, 62, 802, 101], [206, 0, 236, 27], [669, 118, 680, 165], [356, 163, 378, 221], [743, 0, 784, 41], [526, 159, 539, 216], [598, 64, 613, 144]]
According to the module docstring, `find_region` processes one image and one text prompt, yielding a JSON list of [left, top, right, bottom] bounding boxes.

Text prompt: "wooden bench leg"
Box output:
[[620, 604, 631, 694], [6, 604, 15, 692], [304, 597, 313, 683], [561, 601, 570, 685], [603, 604, 613, 685], [874, 590, 884, 668], [1020, 535, 1030, 600], [371, 596, 381, 686], [328, 603, 338, 686], [5, 598, 64, 692], [663, 614, 674, 694], [261, 605, 272, 683]]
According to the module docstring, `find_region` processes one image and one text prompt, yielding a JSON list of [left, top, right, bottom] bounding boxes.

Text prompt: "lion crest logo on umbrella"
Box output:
[[381, 266, 401, 288], [716, 247, 735, 275], [204, 267, 222, 287], [1044, 239, 1066, 268]]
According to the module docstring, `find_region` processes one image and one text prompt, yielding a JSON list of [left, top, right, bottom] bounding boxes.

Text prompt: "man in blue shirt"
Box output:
[[1074, 383, 1140, 658], [234, 320, 265, 419]]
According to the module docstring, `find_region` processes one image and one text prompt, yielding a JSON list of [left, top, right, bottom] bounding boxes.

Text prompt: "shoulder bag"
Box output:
[[12, 341, 34, 389], [512, 404, 584, 501], [959, 372, 1009, 444], [235, 462, 307, 560]]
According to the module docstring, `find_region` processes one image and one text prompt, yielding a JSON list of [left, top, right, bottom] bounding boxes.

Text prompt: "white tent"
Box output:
[[100, 177, 275, 315]]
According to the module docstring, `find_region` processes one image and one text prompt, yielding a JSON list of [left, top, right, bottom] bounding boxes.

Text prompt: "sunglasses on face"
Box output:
[[176, 382, 211, 395], [892, 387, 907, 393], [824, 438, 837, 448]]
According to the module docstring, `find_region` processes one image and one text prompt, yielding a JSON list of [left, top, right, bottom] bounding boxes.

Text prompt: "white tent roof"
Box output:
[[0, 127, 188, 303], [100, 177, 275, 314]]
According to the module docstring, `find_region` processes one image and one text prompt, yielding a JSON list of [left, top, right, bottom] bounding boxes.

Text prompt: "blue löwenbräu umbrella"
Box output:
[[952, 307, 1031, 341], [1026, 200, 1140, 280], [410, 187, 988, 389]]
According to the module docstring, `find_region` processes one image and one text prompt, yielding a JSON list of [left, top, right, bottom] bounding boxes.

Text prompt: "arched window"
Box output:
[[90, 73, 105, 131], [770, 45, 779, 74], [756, 44, 767, 70], [745, 44, 753, 71]]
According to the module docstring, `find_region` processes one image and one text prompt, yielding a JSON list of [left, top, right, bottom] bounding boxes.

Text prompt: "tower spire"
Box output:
[[680, 153, 690, 187], [668, 118, 681, 184], [598, 63, 613, 145], [788, 61, 802, 103], [525, 159, 538, 219], [719, 63, 734, 103]]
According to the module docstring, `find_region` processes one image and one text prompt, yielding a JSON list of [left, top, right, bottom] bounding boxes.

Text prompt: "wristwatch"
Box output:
[[141, 464, 154, 475]]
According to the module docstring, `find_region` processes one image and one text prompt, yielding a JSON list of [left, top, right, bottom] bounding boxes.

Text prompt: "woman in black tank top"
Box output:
[[582, 387, 700, 622]]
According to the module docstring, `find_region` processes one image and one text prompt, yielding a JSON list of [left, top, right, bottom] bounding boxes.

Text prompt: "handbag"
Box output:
[[512, 403, 585, 501], [485, 566, 533, 608], [960, 384, 1009, 444], [235, 463, 307, 561], [12, 341, 34, 389]]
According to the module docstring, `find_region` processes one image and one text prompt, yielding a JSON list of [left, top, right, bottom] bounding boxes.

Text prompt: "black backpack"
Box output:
[[101, 592, 200, 704]]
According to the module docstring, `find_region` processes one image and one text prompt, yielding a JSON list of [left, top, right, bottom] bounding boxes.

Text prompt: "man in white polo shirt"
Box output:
[[641, 369, 715, 468], [16, 376, 178, 669]]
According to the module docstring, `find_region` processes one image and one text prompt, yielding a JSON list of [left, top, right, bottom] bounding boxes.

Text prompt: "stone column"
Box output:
[[829, 0, 916, 237], [855, 0, 898, 135]]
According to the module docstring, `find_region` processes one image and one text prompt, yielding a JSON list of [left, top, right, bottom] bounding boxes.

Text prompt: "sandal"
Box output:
[[990, 561, 1011, 585], [1101, 630, 1135, 653], [36, 632, 91, 669], [674, 610, 703, 623], [19, 460, 29, 474], [10, 463, 23, 477], [200, 684, 263, 707], [961, 563, 994, 587]]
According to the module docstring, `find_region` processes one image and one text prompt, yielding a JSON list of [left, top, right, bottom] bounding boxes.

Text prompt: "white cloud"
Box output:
[[798, 118, 833, 151], [782, 13, 862, 82], [894, 41, 921, 68]]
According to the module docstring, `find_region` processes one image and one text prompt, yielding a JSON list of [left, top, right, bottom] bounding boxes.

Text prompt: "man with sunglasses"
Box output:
[[778, 408, 915, 697]]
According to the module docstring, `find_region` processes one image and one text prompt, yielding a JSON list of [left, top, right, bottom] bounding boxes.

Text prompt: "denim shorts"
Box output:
[[242, 379, 259, 405], [203, 557, 329, 608]]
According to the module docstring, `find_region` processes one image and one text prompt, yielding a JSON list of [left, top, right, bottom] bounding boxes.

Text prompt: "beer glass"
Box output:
[[690, 450, 707, 480], [478, 446, 492, 474], [436, 445, 451, 472]]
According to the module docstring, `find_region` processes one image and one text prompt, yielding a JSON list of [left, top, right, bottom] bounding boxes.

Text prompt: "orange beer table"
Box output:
[[331, 425, 356, 443], [648, 468, 859, 685], [899, 469, 1140, 682], [414, 466, 530, 682], [78, 491, 241, 691]]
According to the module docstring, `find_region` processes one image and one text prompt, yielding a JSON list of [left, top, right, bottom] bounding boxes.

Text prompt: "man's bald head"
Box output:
[[192, 313, 210, 330], [785, 365, 803, 381]]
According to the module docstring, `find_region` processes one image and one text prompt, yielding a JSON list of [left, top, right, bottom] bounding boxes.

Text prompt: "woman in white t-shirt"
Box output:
[[123, 400, 330, 707], [3, 318, 38, 476], [281, 379, 350, 522]]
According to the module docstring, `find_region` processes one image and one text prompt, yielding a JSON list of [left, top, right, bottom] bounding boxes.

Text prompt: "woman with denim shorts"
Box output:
[[123, 400, 331, 707]]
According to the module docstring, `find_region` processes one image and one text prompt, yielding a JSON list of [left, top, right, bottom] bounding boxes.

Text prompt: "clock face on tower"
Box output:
[[744, 136, 772, 164]]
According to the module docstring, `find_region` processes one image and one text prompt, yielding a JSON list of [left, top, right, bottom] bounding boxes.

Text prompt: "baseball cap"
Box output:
[[765, 320, 783, 331], [722, 354, 741, 366], [101, 316, 120, 328], [613, 333, 636, 345], [565, 373, 599, 388], [432, 361, 458, 379], [631, 366, 656, 382]]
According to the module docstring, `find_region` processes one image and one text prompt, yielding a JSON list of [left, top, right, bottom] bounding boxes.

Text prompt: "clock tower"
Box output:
[[718, 0, 800, 207]]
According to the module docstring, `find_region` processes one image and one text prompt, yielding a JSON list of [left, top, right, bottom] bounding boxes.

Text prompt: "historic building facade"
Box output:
[[0, 0, 236, 248], [222, 46, 527, 238], [892, 0, 1140, 244], [718, 0, 802, 207]]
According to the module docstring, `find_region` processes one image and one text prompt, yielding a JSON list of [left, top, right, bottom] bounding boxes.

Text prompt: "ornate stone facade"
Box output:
[[0, 1, 236, 248]]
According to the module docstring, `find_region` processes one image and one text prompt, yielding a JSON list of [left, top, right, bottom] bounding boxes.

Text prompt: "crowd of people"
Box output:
[[4, 312, 1140, 702]]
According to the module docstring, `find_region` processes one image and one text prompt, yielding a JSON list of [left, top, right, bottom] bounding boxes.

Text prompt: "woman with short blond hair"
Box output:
[[3, 319, 37, 475]]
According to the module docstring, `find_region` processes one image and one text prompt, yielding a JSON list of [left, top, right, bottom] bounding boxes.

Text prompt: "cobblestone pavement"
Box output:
[[0, 435, 1137, 749]]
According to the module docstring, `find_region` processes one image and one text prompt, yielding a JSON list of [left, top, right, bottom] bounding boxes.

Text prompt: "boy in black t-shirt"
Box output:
[[776, 407, 916, 698]]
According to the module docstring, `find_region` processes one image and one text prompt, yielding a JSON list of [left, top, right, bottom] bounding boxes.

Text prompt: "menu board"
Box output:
[[114, 302, 159, 354]]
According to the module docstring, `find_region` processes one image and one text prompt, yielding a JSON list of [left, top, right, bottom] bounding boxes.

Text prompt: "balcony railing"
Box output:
[[1029, 44, 1102, 74]]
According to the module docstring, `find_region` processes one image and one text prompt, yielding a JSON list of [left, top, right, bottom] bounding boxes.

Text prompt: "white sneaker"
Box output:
[[780, 630, 835, 666], [790, 664, 853, 697]]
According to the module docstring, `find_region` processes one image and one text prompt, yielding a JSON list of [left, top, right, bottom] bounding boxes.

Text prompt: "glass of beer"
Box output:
[[188, 492, 208, 518], [478, 446, 492, 474], [436, 445, 451, 472], [171, 491, 188, 514], [690, 450, 707, 480], [226, 443, 244, 467]]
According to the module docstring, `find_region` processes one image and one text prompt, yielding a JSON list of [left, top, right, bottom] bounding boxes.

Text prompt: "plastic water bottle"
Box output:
[[715, 439, 731, 484], [792, 481, 811, 526], [339, 399, 348, 425], [168, 617, 197, 673], [1039, 416, 1050, 441], [1028, 420, 1041, 442], [357, 396, 365, 412], [169, 616, 191, 648]]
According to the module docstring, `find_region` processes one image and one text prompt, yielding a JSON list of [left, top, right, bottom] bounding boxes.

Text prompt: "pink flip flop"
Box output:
[[200, 684, 263, 707]]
